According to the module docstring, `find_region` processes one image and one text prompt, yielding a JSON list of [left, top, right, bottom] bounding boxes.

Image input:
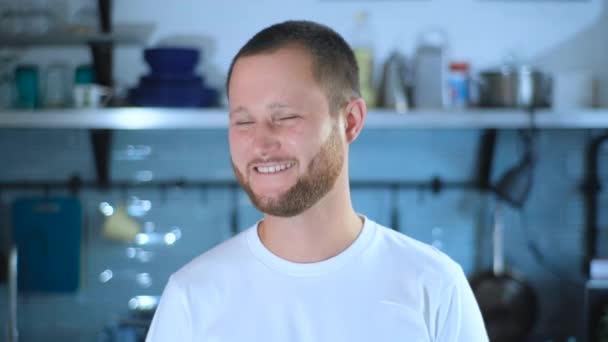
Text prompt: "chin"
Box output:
[[249, 176, 295, 194], [251, 186, 288, 202]]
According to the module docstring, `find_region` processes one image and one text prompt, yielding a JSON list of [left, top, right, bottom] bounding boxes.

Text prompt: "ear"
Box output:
[[343, 97, 366, 144]]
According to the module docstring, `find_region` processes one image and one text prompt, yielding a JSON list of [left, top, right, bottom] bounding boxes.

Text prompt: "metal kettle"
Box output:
[[377, 51, 410, 113]]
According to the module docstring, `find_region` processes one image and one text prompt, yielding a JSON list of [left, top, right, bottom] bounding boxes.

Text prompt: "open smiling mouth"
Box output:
[[254, 162, 296, 174]]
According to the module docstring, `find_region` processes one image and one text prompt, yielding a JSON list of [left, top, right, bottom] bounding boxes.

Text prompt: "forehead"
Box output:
[[236, 44, 314, 72], [230, 47, 316, 89], [228, 46, 327, 110]]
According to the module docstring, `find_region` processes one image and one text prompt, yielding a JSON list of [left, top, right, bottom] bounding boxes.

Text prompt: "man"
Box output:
[[146, 20, 488, 341]]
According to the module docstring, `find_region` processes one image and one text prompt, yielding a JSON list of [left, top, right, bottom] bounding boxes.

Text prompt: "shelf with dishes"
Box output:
[[1, 107, 608, 129]]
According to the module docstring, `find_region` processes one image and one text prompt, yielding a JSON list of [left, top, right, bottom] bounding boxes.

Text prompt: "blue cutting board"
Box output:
[[12, 197, 82, 293]]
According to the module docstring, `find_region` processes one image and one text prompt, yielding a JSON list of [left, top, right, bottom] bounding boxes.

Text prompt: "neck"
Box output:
[[257, 172, 363, 263]]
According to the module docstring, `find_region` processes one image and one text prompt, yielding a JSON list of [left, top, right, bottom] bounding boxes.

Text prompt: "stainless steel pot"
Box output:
[[477, 66, 551, 108]]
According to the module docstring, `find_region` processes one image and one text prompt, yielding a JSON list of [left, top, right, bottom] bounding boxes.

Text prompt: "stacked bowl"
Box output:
[[130, 47, 218, 107]]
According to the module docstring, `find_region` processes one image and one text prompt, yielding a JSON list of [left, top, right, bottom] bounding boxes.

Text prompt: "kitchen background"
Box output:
[[0, 0, 607, 341]]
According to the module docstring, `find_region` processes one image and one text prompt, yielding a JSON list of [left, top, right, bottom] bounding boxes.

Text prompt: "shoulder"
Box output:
[[373, 221, 461, 273], [367, 220, 477, 324], [170, 226, 254, 288], [368, 219, 463, 291]]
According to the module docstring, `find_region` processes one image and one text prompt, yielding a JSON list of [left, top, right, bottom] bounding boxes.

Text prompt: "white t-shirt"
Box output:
[[146, 216, 488, 342]]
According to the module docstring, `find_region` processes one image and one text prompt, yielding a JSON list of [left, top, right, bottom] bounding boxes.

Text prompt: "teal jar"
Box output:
[[74, 64, 95, 85], [15, 65, 39, 109]]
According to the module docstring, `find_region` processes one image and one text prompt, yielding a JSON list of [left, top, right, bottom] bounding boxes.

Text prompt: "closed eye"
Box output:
[[235, 121, 254, 126], [279, 115, 300, 121]]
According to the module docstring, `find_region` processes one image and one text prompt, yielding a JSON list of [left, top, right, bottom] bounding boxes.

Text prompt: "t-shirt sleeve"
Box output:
[[435, 265, 489, 342], [146, 275, 192, 342]]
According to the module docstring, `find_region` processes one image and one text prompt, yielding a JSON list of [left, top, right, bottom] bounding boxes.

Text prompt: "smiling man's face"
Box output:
[[227, 46, 345, 217]]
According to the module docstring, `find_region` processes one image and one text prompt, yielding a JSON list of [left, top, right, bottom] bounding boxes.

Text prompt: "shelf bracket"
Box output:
[[475, 129, 497, 192], [582, 130, 608, 276], [89, 129, 112, 187]]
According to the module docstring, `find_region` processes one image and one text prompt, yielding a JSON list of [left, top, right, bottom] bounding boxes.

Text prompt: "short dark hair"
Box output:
[[226, 20, 360, 114]]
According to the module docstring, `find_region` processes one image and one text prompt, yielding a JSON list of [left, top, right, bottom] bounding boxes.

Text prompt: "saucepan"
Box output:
[[469, 202, 538, 342], [476, 65, 552, 108]]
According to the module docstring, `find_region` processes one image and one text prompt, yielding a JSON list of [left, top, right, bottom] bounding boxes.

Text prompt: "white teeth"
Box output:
[[257, 162, 293, 174]]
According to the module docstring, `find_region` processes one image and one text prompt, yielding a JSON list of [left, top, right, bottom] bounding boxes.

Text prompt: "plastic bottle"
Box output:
[[448, 61, 470, 109]]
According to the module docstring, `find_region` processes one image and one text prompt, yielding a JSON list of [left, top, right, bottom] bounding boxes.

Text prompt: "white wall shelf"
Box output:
[[1, 107, 608, 130], [0, 23, 154, 46]]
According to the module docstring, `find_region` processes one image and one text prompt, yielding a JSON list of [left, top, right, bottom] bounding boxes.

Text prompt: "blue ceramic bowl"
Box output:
[[144, 47, 200, 76]]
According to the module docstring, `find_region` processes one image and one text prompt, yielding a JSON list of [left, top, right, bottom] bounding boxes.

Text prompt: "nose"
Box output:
[[253, 122, 281, 158]]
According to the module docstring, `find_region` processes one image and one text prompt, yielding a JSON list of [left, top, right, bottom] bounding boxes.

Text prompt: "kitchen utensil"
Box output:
[[43, 62, 69, 108], [412, 44, 446, 109], [129, 81, 212, 107], [494, 130, 535, 208], [14, 65, 39, 109], [102, 205, 140, 242], [131, 50, 218, 107], [0, 52, 22, 108], [412, 29, 447, 109], [144, 47, 200, 77], [7, 245, 18, 342], [73, 83, 112, 108], [378, 51, 410, 113], [477, 65, 551, 108], [11, 197, 82, 293], [74, 64, 95, 85], [469, 202, 538, 342]]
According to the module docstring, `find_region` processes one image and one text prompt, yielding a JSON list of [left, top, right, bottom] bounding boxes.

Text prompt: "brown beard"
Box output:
[[232, 123, 344, 217]]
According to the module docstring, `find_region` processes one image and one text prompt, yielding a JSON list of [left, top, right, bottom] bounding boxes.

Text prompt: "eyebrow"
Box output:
[[229, 106, 249, 117], [229, 103, 293, 117]]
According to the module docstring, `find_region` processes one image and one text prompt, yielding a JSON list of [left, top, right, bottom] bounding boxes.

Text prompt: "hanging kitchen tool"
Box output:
[[390, 185, 400, 230], [230, 186, 240, 236], [11, 196, 82, 293], [7, 245, 18, 342], [469, 201, 538, 342], [494, 130, 535, 208], [102, 204, 141, 242]]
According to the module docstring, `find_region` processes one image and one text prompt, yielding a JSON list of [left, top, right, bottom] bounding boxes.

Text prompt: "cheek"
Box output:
[[291, 131, 323, 167], [229, 132, 248, 164]]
